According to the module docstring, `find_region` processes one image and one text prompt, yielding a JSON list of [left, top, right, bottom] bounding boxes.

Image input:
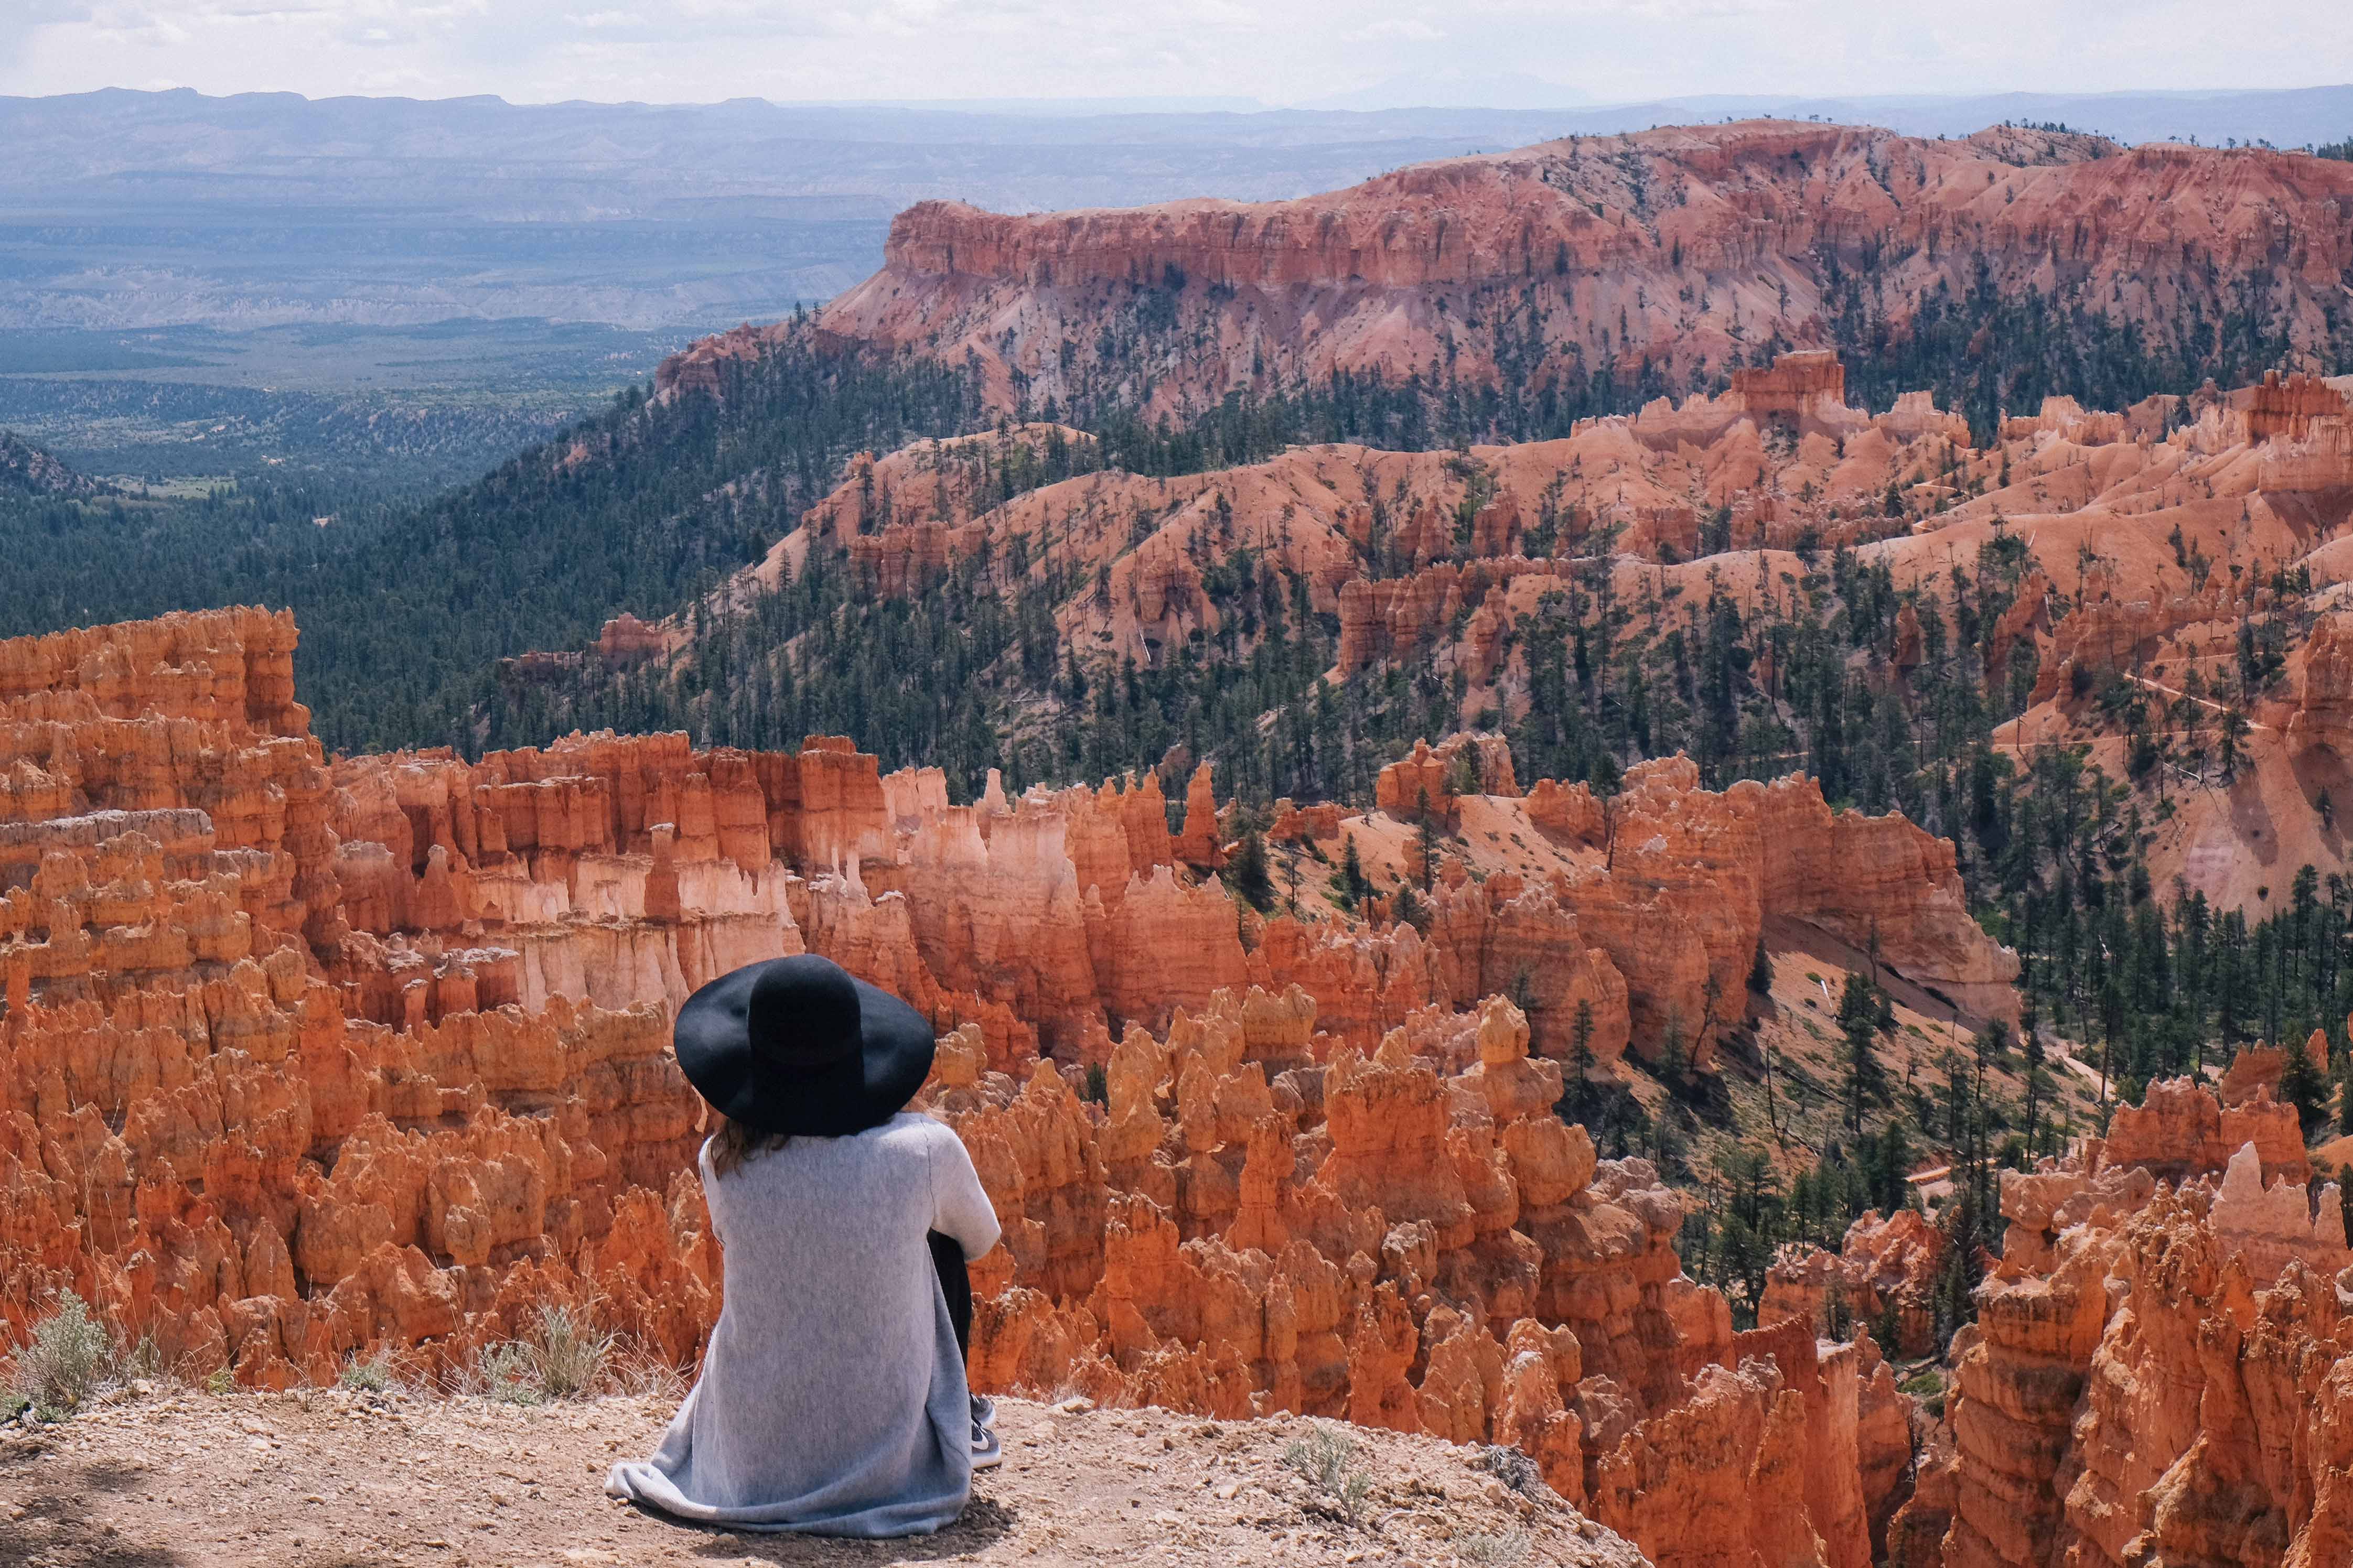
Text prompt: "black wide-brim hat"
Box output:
[[674, 954, 937, 1138]]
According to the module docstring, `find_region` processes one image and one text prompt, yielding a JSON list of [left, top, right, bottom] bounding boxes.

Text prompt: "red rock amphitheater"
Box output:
[[0, 602, 2039, 1564], [8, 471, 2353, 1563]]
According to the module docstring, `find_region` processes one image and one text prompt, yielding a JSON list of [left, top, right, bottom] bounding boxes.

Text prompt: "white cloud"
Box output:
[[0, 0, 2346, 106], [1347, 17, 1441, 41]]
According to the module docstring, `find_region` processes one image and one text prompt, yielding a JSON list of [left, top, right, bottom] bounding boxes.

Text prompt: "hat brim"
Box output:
[[673, 959, 937, 1138]]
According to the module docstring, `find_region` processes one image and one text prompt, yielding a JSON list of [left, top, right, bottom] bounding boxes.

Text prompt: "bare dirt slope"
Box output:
[[0, 1391, 1645, 1568]]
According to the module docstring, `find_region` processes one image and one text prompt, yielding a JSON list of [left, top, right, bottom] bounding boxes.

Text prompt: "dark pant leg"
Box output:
[[928, 1230, 972, 1363]]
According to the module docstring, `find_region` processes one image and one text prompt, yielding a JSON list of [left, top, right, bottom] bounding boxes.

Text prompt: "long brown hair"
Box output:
[[708, 1114, 791, 1177]]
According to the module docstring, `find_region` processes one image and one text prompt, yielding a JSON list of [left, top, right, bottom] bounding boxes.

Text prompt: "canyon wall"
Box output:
[[803, 122, 2353, 415], [1884, 1074, 2352, 1568]]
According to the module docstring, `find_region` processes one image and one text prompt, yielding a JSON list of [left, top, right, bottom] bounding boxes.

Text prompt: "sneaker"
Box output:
[[971, 1416, 1004, 1472], [971, 1393, 997, 1432]]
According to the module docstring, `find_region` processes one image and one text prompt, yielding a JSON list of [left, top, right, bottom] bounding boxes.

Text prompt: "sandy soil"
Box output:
[[0, 1390, 1643, 1568]]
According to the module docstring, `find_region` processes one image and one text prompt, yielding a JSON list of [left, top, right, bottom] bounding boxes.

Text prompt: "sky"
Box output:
[[0, 0, 2347, 109]]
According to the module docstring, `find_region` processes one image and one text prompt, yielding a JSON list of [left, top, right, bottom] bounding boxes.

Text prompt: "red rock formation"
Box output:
[[1760, 1207, 1948, 1357], [1532, 758, 2018, 1058], [919, 987, 1889, 1568], [2247, 368, 2352, 444], [1899, 1068, 2353, 1568], [1728, 350, 1850, 427], [1374, 734, 1518, 819], [819, 123, 2353, 415], [2100, 1074, 2309, 1185], [592, 613, 666, 666], [1173, 761, 1224, 869], [0, 610, 2037, 1568], [2289, 610, 2353, 758]]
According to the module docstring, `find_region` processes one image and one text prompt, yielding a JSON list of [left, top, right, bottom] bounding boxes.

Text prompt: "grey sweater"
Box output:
[[606, 1112, 1002, 1537]]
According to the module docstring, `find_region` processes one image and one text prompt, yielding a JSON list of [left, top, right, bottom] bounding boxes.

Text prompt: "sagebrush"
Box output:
[[468, 1305, 617, 1404], [1283, 1421, 1373, 1522], [6, 1291, 133, 1417]]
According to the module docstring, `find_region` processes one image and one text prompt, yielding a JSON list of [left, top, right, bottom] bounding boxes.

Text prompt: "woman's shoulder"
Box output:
[[873, 1110, 954, 1148]]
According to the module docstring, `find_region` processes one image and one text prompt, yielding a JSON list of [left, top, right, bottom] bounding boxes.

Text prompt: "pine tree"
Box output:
[[2339, 1046, 2353, 1138], [1873, 1293, 1904, 1355], [1230, 830, 1274, 913], [1340, 834, 1369, 910], [1660, 1013, 1689, 1088], [1933, 1184, 1989, 1348], [1748, 938, 1775, 994], [1414, 786, 1438, 891], [2019, 1000, 2047, 1157], [1822, 1276, 1854, 1340], [2280, 1035, 2330, 1140], [1838, 974, 1886, 1136], [1873, 1119, 1914, 1216]]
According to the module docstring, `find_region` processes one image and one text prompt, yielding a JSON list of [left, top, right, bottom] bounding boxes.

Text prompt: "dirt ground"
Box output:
[[0, 1390, 1645, 1568]]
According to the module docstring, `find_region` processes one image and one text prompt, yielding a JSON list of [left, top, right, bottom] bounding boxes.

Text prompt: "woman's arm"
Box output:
[[925, 1121, 1002, 1261]]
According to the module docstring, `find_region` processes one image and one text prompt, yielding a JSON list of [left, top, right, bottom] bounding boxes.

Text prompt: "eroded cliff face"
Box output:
[[0, 607, 2038, 1568], [804, 121, 2353, 416], [0, 612, 723, 1386], [929, 990, 1909, 1568], [1884, 1074, 2353, 1568]]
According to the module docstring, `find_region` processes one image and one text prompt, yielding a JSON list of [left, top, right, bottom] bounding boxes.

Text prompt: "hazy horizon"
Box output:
[[9, 79, 2349, 117], [5, 2, 2348, 112]]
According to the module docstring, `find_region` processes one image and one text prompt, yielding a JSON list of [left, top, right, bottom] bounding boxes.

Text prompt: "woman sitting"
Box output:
[[608, 954, 1002, 1537]]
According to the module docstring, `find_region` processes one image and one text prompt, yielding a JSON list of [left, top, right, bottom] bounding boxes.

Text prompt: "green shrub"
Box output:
[[1283, 1421, 1372, 1522], [337, 1351, 397, 1393], [475, 1342, 547, 1406], [471, 1305, 616, 1403], [1460, 1527, 1534, 1565], [7, 1291, 126, 1416]]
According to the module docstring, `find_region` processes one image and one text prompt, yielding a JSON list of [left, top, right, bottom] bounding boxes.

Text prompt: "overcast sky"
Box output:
[[1, 1, 2346, 107]]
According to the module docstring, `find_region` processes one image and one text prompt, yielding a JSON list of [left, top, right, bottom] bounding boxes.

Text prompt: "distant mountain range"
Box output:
[[0, 84, 2345, 337]]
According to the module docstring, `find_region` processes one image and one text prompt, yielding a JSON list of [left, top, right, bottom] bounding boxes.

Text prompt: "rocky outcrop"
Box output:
[[2100, 1074, 2309, 1185], [819, 123, 2353, 415], [2289, 611, 2353, 758], [1538, 758, 2019, 1056], [1374, 734, 1519, 819], [1761, 1207, 1947, 1357], [2247, 368, 2353, 444], [929, 991, 1889, 1568], [1727, 350, 1850, 427], [1906, 1072, 2353, 1568]]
